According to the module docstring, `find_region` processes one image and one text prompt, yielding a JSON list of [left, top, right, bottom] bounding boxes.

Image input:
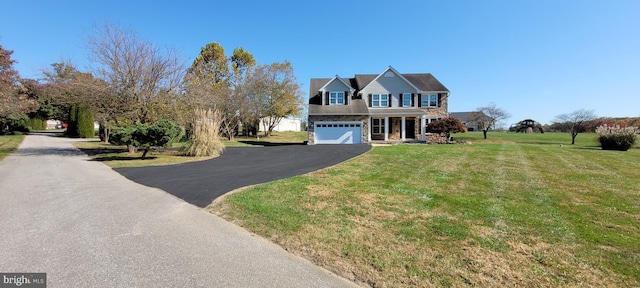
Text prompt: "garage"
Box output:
[[314, 121, 362, 144]]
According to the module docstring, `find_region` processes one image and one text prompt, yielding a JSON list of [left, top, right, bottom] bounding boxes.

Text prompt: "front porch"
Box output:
[[368, 114, 438, 143]]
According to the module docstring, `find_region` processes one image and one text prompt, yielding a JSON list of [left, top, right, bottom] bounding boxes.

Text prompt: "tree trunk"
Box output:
[[102, 125, 110, 143], [141, 148, 149, 160], [127, 145, 137, 153], [571, 133, 577, 145], [483, 129, 488, 139]]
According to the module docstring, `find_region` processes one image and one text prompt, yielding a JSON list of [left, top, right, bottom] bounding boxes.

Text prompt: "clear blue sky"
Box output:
[[2, 0, 639, 125]]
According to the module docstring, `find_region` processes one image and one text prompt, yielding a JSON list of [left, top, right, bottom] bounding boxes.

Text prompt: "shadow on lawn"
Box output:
[[77, 147, 128, 156], [238, 140, 306, 146]]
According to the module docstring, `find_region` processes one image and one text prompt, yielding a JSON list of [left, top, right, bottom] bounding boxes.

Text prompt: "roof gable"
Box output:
[[360, 66, 421, 93], [319, 75, 355, 92]]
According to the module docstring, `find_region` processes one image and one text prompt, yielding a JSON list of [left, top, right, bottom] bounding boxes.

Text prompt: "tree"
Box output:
[[87, 23, 184, 125], [425, 117, 467, 142], [183, 43, 256, 140], [554, 109, 597, 144], [43, 62, 115, 140], [469, 103, 510, 139], [0, 44, 37, 132], [110, 119, 183, 159], [248, 61, 303, 137]]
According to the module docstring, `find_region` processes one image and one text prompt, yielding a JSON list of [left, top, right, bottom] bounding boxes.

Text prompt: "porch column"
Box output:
[[368, 117, 372, 142], [384, 116, 389, 141], [421, 115, 427, 141], [401, 116, 406, 141]]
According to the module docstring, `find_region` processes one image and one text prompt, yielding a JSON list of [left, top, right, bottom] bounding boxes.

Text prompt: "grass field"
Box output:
[[0, 135, 25, 161], [210, 132, 640, 287]]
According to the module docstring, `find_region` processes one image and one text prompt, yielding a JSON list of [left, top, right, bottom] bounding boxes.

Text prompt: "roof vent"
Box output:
[[384, 71, 394, 77]]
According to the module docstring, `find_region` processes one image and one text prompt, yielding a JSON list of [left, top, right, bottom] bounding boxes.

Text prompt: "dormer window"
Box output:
[[329, 92, 345, 105]]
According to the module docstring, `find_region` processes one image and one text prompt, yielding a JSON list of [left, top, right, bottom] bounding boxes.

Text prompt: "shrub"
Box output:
[[109, 120, 183, 159], [596, 125, 638, 151], [426, 117, 467, 142], [77, 106, 95, 138]]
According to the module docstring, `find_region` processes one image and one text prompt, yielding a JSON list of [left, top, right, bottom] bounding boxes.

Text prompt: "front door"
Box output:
[[406, 119, 415, 139]]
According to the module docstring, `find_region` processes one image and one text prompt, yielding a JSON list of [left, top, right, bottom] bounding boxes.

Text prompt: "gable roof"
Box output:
[[360, 66, 421, 93], [318, 75, 355, 92]]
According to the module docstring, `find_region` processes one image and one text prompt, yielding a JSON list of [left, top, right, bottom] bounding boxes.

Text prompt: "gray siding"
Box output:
[[322, 79, 351, 92], [360, 71, 416, 108]]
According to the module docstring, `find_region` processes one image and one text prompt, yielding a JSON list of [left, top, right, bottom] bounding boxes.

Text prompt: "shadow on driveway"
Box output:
[[114, 144, 371, 207]]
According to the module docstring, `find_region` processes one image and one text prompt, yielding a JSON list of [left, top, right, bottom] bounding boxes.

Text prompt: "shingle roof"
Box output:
[[403, 74, 449, 92], [308, 99, 369, 115]]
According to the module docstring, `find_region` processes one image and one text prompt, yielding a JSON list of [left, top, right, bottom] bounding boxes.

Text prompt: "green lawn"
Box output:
[[210, 132, 640, 287], [0, 135, 25, 161]]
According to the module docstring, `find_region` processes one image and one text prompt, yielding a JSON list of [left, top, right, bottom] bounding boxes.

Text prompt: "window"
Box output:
[[329, 92, 345, 105], [402, 93, 412, 107], [421, 94, 438, 107], [372, 118, 385, 134], [372, 94, 388, 107]]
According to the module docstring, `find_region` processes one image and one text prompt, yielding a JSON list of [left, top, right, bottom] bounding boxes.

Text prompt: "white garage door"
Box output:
[[314, 121, 362, 144]]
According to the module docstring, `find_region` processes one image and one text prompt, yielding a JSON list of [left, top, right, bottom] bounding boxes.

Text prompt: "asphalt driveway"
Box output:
[[0, 135, 361, 287], [115, 144, 370, 207]]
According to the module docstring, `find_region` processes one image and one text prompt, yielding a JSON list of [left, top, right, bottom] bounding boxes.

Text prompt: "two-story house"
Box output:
[[308, 66, 449, 144]]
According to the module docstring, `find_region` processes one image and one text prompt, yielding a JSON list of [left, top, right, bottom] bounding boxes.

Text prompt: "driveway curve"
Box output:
[[0, 135, 360, 287], [115, 144, 371, 207]]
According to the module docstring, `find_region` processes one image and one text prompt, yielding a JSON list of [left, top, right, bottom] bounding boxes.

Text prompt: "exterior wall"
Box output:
[[307, 115, 369, 145], [361, 72, 416, 107], [260, 117, 301, 132], [418, 93, 449, 118]]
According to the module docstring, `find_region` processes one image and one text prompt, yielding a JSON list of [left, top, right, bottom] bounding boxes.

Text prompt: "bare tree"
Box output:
[[86, 23, 184, 124], [554, 109, 597, 144], [469, 102, 511, 139]]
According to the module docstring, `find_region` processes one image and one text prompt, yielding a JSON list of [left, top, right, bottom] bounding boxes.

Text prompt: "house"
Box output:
[[450, 111, 490, 132], [259, 117, 302, 132], [308, 66, 449, 144], [450, 112, 479, 131]]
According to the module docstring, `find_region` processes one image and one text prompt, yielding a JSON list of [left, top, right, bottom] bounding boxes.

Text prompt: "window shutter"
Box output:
[[325, 91, 329, 105], [345, 91, 349, 105], [388, 94, 392, 107], [417, 94, 422, 107], [437, 93, 441, 107], [368, 94, 372, 107], [399, 94, 403, 107], [411, 93, 415, 107]]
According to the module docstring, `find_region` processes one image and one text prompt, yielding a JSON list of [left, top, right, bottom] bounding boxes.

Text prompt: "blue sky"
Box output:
[[1, 0, 639, 125]]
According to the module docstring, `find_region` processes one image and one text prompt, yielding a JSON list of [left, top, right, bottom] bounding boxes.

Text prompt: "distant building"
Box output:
[[259, 117, 302, 132], [449, 112, 486, 131]]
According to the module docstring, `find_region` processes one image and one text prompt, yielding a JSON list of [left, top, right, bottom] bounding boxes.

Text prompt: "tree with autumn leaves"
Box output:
[[0, 44, 38, 132]]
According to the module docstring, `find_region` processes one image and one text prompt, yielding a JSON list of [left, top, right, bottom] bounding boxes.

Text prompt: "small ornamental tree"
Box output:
[[110, 119, 183, 159], [596, 124, 638, 151], [138, 119, 184, 159], [426, 117, 467, 142]]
